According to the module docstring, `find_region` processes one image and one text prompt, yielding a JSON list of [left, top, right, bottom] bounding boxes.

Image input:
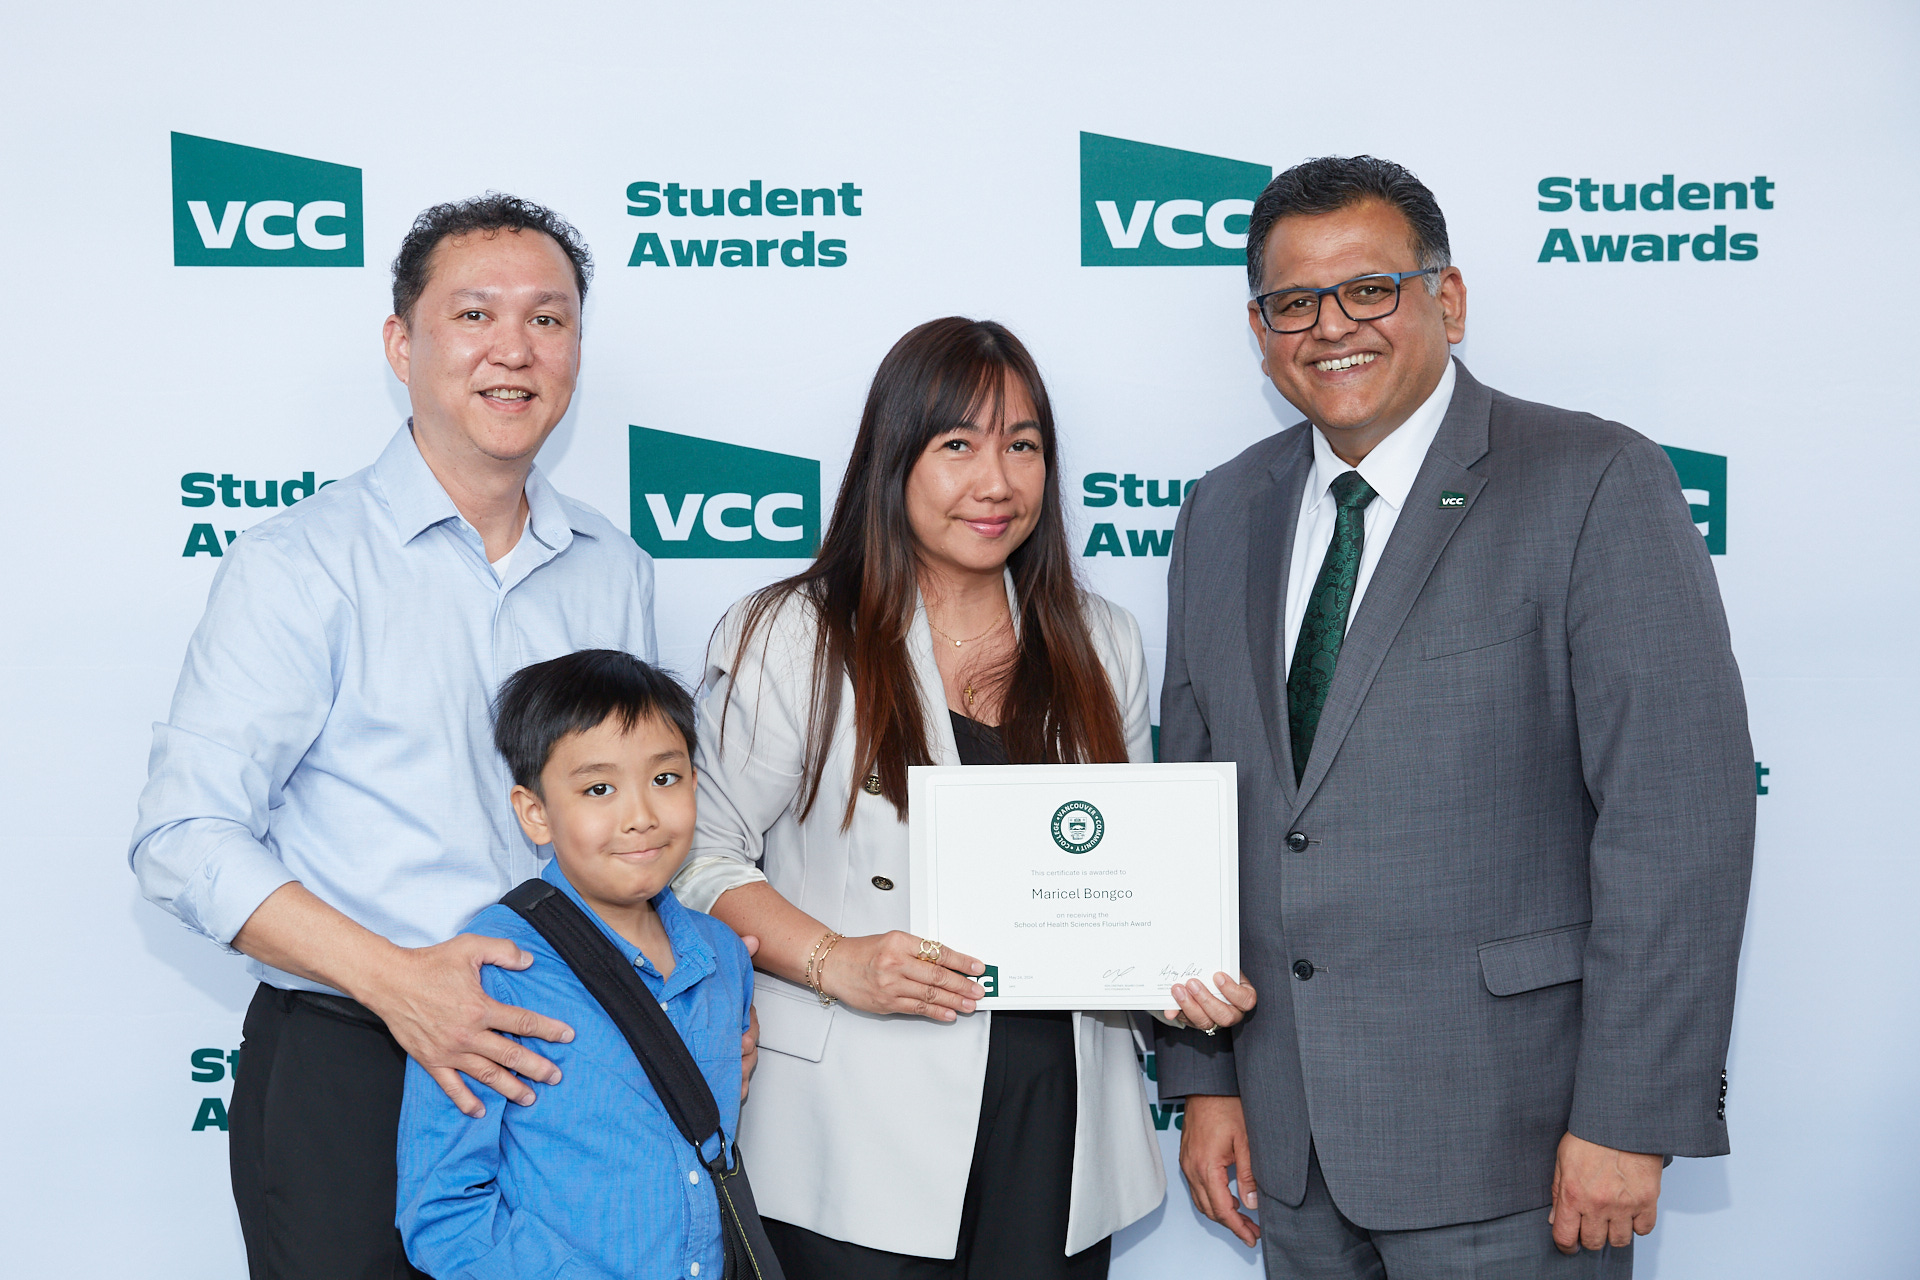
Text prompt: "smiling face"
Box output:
[[1248, 198, 1466, 461], [382, 228, 582, 468], [903, 372, 1047, 584], [508, 712, 695, 915]]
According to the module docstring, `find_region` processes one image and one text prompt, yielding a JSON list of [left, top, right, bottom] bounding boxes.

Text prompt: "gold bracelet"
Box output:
[[804, 930, 843, 1007], [813, 933, 843, 1007]]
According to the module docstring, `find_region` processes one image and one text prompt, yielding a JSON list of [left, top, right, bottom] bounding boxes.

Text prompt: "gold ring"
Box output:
[[917, 938, 943, 966]]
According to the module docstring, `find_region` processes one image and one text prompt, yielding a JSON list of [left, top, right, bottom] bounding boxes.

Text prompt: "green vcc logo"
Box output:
[[1080, 133, 1271, 267], [628, 427, 820, 559], [1663, 445, 1727, 556], [171, 132, 363, 267]]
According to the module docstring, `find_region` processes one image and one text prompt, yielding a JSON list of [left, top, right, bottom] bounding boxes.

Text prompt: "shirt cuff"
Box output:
[[176, 826, 300, 948], [671, 855, 768, 915]]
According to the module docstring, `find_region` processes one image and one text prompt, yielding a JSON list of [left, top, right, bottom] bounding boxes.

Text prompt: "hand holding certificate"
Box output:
[[908, 761, 1244, 1013]]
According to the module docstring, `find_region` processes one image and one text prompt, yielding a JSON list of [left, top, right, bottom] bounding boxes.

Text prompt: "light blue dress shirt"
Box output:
[[397, 858, 750, 1280], [130, 424, 657, 991]]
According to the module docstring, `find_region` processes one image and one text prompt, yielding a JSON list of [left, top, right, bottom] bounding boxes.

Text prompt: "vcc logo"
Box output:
[[171, 132, 363, 267], [1661, 445, 1727, 555], [1080, 132, 1272, 267], [629, 427, 820, 560]]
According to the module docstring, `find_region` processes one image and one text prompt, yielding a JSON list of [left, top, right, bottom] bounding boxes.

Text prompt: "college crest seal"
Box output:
[[1050, 800, 1105, 854]]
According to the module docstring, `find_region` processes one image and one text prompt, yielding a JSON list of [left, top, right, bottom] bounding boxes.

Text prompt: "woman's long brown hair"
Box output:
[[730, 317, 1128, 826]]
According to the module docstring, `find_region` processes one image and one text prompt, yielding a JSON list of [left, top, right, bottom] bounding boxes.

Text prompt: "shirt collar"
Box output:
[[373, 422, 462, 544], [371, 420, 590, 556], [521, 459, 583, 560], [1306, 357, 1458, 515], [538, 856, 717, 996]]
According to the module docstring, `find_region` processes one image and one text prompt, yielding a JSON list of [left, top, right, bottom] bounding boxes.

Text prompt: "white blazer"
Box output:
[[672, 574, 1165, 1259]]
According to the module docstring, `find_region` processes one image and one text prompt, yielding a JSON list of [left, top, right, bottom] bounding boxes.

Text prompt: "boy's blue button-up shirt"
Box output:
[[398, 859, 752, 1280], [129, 424, 657, 989]]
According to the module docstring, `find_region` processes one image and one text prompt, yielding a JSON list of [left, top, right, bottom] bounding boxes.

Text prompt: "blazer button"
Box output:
[[862, 774, 883, 796], [1286, 832, 1309, 853], [1292, 959, 1315, 981], [871, 875, 895, 891]]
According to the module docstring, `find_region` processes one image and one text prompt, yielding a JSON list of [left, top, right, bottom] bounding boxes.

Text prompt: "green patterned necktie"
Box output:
[[1287, 469, 1378, 784]]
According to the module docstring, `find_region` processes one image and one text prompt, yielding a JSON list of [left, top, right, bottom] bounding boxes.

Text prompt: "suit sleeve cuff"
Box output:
[[1153, 1022, 1240, 1100], [671, 855, 768, 915], [1567, 1091, 1732, 1160]]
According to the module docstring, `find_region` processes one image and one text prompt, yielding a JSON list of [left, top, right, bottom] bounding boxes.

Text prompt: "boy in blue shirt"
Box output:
[[397, 650, 753, 1280]]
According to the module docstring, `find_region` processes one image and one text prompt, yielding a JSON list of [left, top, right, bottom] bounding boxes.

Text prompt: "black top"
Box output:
[[949, 710, 1010, 766], [948, 709, 1067, 1023]]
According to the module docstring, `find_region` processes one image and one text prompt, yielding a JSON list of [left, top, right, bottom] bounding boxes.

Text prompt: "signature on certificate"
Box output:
[[1102, 966, 1136, 981], [1159, 963, 1204, 981]]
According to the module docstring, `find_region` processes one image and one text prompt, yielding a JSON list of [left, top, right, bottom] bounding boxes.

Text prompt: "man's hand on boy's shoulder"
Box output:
[[739, 935, 760, 1103], [360, 931, 577, 1119], [229, 882, 576, 1121]]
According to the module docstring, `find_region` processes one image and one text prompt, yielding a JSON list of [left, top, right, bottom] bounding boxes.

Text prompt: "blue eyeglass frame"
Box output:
[[1252, 268, 1440, 333]]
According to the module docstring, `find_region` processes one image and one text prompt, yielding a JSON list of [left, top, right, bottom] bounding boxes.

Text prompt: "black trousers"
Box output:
[[230, 983, 430, 1280], [764, 1010, 1112, 1280]]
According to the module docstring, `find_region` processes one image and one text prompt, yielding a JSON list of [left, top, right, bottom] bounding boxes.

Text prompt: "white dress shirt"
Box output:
[[1284, 359, 1457, 665]]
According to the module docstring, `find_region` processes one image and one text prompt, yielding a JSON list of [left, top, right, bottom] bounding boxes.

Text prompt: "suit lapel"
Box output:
[[1245, 427, 1313, 803], [1292, 361, 1495, 813]]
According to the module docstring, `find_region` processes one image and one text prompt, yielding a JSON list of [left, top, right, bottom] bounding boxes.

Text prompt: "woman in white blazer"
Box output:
[[671, 318, 1255, 1279]]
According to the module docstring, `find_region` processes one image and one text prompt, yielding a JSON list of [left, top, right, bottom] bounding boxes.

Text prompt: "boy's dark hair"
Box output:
[[1244, 155, 1451, 294], [493, 650, 696, 793], [391, 192, 594, 322]]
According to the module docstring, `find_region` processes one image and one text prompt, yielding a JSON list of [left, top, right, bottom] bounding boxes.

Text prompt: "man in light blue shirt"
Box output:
[[132, 194, 657, 1280]]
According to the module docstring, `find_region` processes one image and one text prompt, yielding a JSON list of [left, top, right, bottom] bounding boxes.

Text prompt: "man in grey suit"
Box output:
[[1153, 156, 1754, 1276]]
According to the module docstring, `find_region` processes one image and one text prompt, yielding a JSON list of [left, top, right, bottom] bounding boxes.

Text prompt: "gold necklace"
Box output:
[[928, 614, 1007, 648], [929, 615, 1006, 710]]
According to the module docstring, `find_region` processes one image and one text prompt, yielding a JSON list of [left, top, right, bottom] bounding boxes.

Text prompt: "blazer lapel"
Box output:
[[1245, 427, 1313, 803], [909, 594, 962, 766], [1292, 360, 1495, 813]]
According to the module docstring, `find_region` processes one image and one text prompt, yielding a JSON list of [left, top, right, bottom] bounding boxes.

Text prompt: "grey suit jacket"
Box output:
[[1154, 361, 1754, 1231]]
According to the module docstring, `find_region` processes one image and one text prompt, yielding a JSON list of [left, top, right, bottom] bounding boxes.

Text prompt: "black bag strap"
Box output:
[[500, 879, 724, 1157], [502, 879, 785, 1280]]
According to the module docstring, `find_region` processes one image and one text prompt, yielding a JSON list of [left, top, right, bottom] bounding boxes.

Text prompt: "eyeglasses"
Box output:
[[1252, 269, 1439, 334]]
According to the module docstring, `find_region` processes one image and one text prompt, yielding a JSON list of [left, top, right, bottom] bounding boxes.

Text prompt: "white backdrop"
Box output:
[[4, 3, 1916, 1276]]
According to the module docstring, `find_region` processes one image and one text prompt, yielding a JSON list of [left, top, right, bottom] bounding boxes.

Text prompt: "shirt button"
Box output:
[[689, 1170, 700, 1185], [691, 1265, 701, 1277], [1286, 832, 1309, 853], [1292, 959, 1315, 981], [871, 875, 895, 891]]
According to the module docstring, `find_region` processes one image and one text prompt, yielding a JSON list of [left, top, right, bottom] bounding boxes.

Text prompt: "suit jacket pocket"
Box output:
[[1478, 921, 1590, 996], [753, 972, 835, 1062], [1423, 601, 1541, 659]]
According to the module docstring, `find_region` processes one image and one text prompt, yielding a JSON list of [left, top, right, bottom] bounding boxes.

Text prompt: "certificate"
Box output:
[[907, 761, 1238, 1010]]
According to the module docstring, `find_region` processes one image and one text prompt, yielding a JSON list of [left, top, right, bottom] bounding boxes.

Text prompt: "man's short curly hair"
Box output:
[[390, 193, 594, 322]]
